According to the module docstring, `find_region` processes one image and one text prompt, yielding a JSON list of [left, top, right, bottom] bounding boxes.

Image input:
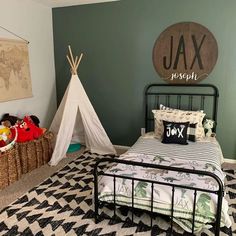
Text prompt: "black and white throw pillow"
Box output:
[[162, 120, 189, 145], [187, 123, 197, 142]]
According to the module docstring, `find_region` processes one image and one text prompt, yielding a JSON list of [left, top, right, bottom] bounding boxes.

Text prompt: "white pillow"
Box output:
[[159, 104, 204, 113], [152, 109, 206, 141]]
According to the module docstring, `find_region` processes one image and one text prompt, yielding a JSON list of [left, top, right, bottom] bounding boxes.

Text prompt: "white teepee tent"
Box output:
[[49, 46, 116, 166]]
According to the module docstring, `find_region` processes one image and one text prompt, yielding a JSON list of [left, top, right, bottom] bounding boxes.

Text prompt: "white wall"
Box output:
[[0, 0, 56, 127]]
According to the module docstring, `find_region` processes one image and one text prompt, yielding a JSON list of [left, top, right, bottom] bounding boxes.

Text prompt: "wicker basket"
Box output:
[[0, 131, 53, 189], [0, 148, 21, 189], [17, 131, 54, 174]]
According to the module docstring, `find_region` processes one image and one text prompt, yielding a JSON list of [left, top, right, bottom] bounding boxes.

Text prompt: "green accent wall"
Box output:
[[53, 0, 236, 159]]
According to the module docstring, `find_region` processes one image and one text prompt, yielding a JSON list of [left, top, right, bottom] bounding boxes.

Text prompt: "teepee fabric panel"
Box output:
[[49, 78, 81, 166], [49, 75, 116, 166], [73, 75, 116, 154]]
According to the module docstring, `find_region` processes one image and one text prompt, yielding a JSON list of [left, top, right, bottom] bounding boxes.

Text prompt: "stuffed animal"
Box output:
[[30, 115, 40, 127], [0, 113, 41, 127], [0, 113, 20, 126], [0, 125, 12, 147], [1, 120, 11, 128], [203, 119, 215, 137], [14, 116, 44, 143]]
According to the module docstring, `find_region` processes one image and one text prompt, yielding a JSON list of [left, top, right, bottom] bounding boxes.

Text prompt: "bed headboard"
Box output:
[[145, 83, 219, 133]]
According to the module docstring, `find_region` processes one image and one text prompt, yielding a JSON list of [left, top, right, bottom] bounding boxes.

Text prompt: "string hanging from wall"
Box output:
[[0, 25, 29, 44]]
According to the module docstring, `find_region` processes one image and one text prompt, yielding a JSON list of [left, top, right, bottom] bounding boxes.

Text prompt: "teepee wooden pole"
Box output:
[[66, 55, 76, 74], [67, 45, 83, 75], [74, 56, 78, 67], [68, 45, 76, 67], [76, 53, 83, 70]]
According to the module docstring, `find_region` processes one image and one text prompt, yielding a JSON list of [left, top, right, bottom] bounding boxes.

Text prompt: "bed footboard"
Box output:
[[93, 157, 224, 236]]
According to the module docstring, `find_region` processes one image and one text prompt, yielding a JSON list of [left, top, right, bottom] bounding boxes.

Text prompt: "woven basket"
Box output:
[[0, 148, 21, 189], [17, 131, 54, 174], [0, 131, 53, 189]]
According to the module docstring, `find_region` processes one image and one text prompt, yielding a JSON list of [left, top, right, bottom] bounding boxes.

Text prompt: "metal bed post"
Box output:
[[131, 179, 134, 223], [211, 84, 219, 133], [93, 161, 99, 224], [113, 176, 116, 217], [170, 186, 175, 233], [150, 183, 154, 227], [191, 190, 197, 234], [215, 191, 224, 236]]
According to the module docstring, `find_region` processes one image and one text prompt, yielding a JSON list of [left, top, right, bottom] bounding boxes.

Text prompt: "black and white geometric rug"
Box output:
[[0, 152, 235, 236]]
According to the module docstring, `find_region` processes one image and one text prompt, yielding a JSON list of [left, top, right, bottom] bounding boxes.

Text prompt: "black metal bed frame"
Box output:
[[94, 84, 223, 236]]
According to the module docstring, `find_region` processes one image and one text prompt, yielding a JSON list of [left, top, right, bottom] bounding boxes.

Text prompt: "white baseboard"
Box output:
[[223, 158, 236, 164]]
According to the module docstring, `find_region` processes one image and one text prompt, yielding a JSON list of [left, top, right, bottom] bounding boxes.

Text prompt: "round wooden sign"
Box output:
[[153, 22, 218, 84]]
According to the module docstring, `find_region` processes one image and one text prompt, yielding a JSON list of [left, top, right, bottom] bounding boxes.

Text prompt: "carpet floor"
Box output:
[[0, 149, 84, 210], [0, 152, 235, 236]]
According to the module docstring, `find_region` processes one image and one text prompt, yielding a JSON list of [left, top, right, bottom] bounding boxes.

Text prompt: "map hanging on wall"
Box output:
[[153, 22, 218, 84], [0, 38, 32, 102]]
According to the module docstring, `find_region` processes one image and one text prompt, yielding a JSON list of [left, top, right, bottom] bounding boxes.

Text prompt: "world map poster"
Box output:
[[0, 38, 32, 102]]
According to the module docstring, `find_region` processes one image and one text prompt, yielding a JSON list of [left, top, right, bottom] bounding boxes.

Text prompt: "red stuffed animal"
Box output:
[[14, 116, 43, 143]]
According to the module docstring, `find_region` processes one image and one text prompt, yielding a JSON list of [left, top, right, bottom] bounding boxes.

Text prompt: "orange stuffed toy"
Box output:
[[14, 116, 43, 143]]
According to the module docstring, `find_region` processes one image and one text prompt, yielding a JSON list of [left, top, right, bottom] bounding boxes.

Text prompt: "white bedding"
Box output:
[[130, 132, 224, 164], [97, 136, 231, 233]]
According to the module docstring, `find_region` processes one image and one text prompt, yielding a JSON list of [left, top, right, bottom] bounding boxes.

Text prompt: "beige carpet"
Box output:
[[0, 149, 84, 210], [0, 147, 126, 210]]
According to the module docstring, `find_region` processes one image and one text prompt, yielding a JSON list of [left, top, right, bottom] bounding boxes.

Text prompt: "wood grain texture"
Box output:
[[153, 22, 218, 84]]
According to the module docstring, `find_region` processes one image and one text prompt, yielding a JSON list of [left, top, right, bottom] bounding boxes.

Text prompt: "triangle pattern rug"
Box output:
[[0, 151, 235, 236]]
